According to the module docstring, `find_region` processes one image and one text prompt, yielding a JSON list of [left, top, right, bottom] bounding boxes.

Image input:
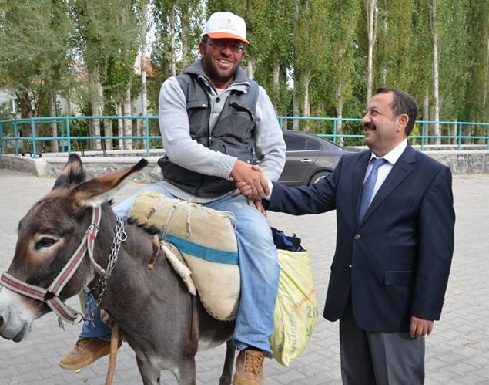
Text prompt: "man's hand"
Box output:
[[409, 316, 434, 339], [230, 160, 269, 199], [234, 181, 253, 197], [248, 198, 267, 216]]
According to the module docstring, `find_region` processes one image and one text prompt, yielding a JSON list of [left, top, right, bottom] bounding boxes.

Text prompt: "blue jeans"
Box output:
[[79, 288, 112, 341], [81, 184, 280, 353]]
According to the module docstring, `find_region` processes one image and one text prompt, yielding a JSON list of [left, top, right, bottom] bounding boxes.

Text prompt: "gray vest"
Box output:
[[158, 74, 259, 198]]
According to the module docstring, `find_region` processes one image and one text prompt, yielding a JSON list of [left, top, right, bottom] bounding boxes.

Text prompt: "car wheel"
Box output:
[[309, 171, 330, 186]]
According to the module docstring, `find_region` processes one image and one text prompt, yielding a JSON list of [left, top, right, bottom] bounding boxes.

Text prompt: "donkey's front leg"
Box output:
[[174, 357, 197, 385], [136, 355, 161, 385]]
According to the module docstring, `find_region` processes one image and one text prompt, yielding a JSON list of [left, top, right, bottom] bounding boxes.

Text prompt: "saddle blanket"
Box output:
[[128, 191, 240, 321]]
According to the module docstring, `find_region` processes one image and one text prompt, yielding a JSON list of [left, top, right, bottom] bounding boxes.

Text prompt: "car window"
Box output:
[[284, 131, 347, 152], [306, 138, 320, 151], [284, 134, 307, 151]]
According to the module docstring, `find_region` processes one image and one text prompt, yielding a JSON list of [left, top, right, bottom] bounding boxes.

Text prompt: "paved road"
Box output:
[[0, 169, 488, 385]]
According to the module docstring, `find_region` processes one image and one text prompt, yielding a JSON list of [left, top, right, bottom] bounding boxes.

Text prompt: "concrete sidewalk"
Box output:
[[0, 169, 488, 384]]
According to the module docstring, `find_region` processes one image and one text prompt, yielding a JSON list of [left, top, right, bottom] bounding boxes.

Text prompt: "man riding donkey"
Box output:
[[59, 11, 286, 385]]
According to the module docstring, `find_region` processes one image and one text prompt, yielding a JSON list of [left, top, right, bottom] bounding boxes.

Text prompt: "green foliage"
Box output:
[[1, 0, 489, 135], [71, 0, 140, 109], [436, 0, 470, 120], [463, 0, 489, 122], [375, 0, 417, 90], [152, 0, 203, 78], [0, 0, 75, 116], [0, 101, 14, 121]]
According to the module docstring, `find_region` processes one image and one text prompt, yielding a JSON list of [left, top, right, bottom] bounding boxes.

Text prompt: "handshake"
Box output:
[[230, 159, 271, 202]]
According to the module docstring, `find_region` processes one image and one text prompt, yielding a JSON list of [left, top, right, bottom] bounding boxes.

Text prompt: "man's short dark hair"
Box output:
[[375, 87, 418, 135]]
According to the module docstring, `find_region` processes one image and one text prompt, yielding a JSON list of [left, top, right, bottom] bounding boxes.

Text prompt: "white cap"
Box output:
[[203, 12, 250, 44]]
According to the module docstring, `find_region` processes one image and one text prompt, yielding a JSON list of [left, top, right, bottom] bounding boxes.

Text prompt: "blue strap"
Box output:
[[160, 233, 239, 265]]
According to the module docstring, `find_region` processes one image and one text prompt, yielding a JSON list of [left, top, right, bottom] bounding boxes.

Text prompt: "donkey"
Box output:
[[0, 154, 236, 385]]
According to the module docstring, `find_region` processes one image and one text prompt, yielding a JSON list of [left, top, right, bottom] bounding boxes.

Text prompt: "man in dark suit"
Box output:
[[238, 87, 455, 384]]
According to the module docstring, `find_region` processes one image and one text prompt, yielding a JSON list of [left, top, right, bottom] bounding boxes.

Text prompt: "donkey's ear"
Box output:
[[69, 159, 148, 205], [53, 154, 85, 189]]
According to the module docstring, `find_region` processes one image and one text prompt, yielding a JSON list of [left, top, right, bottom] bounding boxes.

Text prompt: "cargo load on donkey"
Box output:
[[128, 191, 319, 366]]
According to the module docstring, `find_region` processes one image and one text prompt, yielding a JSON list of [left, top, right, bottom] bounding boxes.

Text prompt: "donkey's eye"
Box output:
[[35, 237, 57, 250]]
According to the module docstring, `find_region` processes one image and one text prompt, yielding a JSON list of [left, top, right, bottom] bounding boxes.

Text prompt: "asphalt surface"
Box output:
[[0, 169, 488, 384]]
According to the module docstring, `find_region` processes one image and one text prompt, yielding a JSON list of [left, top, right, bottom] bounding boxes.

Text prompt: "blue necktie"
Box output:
[[359, 158, 386, 221]]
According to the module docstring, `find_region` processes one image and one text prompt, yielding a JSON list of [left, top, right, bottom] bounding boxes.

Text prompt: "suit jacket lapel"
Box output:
[[361, 145, 416, 223]]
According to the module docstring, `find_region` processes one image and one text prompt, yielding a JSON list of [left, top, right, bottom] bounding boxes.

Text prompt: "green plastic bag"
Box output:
[[270, 248, 318, 366]]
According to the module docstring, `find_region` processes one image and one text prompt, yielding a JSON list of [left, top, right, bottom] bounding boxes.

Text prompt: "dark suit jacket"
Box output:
[[267, 145, 455, 333]]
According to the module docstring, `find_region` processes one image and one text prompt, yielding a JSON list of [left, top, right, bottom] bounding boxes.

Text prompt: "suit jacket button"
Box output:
[[354, 234, 361, 240], [348, 264, 352, 269]]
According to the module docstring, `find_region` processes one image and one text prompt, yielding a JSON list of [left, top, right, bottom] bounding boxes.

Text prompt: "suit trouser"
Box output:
[[339, 299, 425, 385]]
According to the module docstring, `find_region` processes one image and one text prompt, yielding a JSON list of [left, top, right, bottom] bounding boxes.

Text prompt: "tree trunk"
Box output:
[[483, 37, 489, 115], [181, 4, 189, 69], [89, 68, 102, 150], [123, 88, 132, 150], [302, 71, 311, 132], [336, 83, 344, 146], [382, 13, 388, 85], [431, 0, 441, 144], [365, 0, 377, 100], [170, 5, 177, 77], [17, 90, 35, 152], [272, 59, 280, 114], [246, 55, 255, 80], [48, 91, 59, 153], [292, 77, 299, 130], [104, 119, 113, 151], [116, 103, 123, 150], [292, 0, 300, 131], [452, 121, 457, 145], [139, 0, 147, 149], [423, 91, 429, 146]]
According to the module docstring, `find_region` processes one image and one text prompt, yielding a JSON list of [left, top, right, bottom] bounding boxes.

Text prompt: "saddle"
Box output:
[[128, 192, 240, 321]]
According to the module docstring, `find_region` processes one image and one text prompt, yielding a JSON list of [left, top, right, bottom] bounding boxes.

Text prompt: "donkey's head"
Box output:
[[0, 154, 147, 342]]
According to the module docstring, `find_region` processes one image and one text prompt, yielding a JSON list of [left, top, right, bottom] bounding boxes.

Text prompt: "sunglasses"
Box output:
[[207, 39, 246, 53]]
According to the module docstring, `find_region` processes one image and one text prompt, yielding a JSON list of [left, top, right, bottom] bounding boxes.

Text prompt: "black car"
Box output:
[[278, 130, 354, 186]]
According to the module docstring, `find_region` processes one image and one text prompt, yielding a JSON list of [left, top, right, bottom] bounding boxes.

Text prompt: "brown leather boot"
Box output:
[[59, 337, 116, 370], [232, 349, 265, 385]]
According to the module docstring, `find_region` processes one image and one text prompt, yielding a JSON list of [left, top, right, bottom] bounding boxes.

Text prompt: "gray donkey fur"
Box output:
[[0, 155, 236, 385]]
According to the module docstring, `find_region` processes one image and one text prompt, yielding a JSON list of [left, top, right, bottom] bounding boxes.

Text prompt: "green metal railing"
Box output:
[[277, 116, 489, 151], [1, 115, 489, 158], [0, 115, 161, 157]]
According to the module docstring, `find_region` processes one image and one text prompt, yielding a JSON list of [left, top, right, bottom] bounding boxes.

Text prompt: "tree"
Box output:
[[0, 0, 74, 151], [152, 0, 203, 78], [465, 0, 489, 135], [322, 0, 362, 144], [376, 0, 417, 90], [293, 0, 330, 131], [3, 0, 489, 146], [71, 0, 139, 150]]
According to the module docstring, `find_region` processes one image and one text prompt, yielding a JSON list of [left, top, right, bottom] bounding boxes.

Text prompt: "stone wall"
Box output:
[[0, 154, 164, 183], [1, 150, 488, 184], [424, 150, 489, 174]]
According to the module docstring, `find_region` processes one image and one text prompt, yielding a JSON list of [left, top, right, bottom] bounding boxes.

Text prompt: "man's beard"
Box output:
[[202, 55, 237, 85]]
